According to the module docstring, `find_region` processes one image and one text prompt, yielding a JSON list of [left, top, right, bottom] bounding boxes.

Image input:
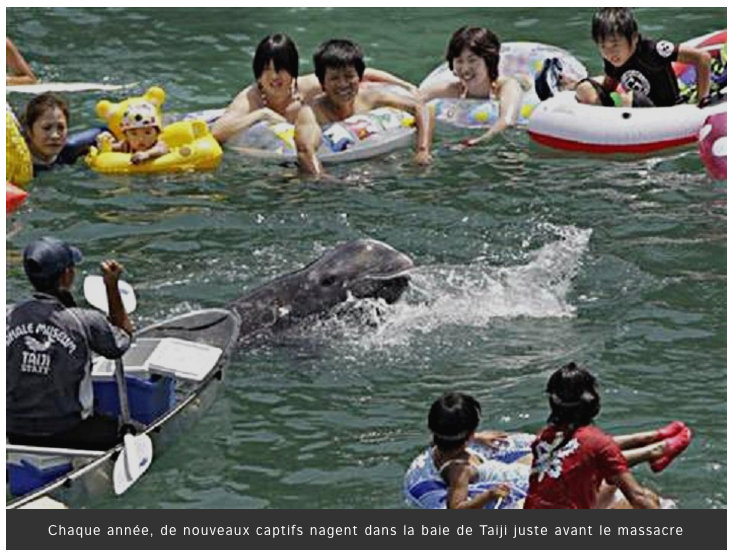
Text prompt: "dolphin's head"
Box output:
[[232, 239, 413, 339], [287, 239, 413, 318]]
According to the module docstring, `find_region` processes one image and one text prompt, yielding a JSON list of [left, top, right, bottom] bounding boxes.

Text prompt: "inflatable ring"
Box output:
[[404, 433, 534, 509], [88, 86, 222, 174], [6, 106, 33, 187], [528, 90, 726, 154], [226, 106, 416, 164], [528, 30, 727, 155], [6, 182, 28, 214], [419, 42, 588, 129], [86, 120, 223, 174], [699, 112, 727, 180]]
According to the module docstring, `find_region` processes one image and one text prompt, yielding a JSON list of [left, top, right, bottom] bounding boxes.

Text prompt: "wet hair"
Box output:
[[313, 39, 366, 85], [545, 362, 601, 430], [591, 8, 639, 45], [22, 93, 70, 130], [446, 26, 501, 84], [428, 392, 481, 451], [252, 34, 300, 80]]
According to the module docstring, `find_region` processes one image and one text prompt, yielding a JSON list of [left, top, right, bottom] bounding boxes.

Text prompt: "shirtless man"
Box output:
[[295, 39, 433, 177], [211, 33, 418, 144]]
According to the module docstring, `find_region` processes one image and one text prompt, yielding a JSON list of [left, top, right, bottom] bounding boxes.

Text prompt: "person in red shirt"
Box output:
[[524, 362, 691, 509]]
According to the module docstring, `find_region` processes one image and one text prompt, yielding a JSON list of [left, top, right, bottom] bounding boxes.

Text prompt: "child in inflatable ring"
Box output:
[[537, 8, 712, 109], [96, 101, 169, 165], [524, 362, 693, 509], [427, 392, 514, 509]]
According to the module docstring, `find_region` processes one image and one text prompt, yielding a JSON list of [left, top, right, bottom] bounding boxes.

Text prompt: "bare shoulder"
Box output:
[[297, 74, 323, 101], [305, 95, 332, 125], [296, 101, 320, 125], [228, 85, 261, 111], [443, 460, 475, 485]]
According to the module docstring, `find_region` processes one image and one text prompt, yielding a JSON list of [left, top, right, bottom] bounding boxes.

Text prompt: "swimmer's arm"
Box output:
[[462, 78, 522, 147], [131, 140, 169, 165], [294, 105, 324, 177], [6, 37, 37, 85], [370, 89, 433, 165], [610, 471, 659, 509], [148, 139, 170, 158], [363, 67, 418, 93], [212, 88, 286, 143], [96, 131, 127, 152], [418, 81, 458, 103], [446, 466, 510, 509], [677, 45, 713, 103]]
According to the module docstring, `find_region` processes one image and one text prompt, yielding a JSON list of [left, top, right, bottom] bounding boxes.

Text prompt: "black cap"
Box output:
[[23, 237, 83, 281]]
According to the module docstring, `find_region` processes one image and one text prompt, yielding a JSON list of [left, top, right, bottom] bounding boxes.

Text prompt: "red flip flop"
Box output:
[[650, 427, 692, 473], [656, 421, 686, 441]]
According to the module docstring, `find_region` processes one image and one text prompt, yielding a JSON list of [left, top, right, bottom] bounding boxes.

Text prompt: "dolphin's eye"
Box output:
[[321, 275, 338, 287]]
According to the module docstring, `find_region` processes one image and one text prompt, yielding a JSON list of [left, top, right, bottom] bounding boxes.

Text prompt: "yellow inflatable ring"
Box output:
[[88, 86, 222, 174], [86, 120, 223, 174], [6, 106, 33, 187]]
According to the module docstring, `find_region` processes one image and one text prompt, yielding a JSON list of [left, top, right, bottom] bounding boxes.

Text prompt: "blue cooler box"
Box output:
[[7, 458, 73, 497], [93, 375, 175, 425]]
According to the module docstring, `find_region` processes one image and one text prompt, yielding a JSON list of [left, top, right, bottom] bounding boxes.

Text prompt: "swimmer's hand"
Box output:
[[698, 95, 714, 109], [131, 152, 152, 165], [472, 430, 509, 446], [485, 483, 512, 502], [414, 148, 433, 166], [96, 131, 115, 150], [559, 73, 579, 90]]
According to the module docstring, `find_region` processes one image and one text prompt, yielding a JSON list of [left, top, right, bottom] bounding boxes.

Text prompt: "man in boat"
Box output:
[[6, 237, 133, 451], [294, 38, 434, 177]]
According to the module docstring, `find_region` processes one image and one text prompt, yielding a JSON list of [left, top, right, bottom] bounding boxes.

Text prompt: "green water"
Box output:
[[6, 8, 726, 509]]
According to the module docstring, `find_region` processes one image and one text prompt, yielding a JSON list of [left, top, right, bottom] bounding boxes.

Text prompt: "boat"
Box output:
[[6, 308, 241, 509]]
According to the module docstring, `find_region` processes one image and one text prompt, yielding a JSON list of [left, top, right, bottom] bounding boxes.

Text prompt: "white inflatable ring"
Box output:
[[404, 432, 534, 509], [420, 42, 587, 129]]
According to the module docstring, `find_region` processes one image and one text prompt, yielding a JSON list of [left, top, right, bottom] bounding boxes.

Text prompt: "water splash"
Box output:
[[303, 224, 592, 350]]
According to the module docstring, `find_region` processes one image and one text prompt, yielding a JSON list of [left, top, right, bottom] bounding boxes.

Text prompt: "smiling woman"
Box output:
[[419, 26, 527, 147]]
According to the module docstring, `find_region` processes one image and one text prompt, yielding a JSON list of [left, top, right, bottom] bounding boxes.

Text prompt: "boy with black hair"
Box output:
[[537, 8, 712, 108], [577, 7, 712, 108]]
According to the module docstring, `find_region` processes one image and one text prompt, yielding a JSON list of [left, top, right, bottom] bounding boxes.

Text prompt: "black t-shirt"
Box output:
[[604, 37, 681, 107]]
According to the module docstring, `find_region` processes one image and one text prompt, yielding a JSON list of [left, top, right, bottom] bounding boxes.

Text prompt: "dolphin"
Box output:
[[230, 239, 414, 341]]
